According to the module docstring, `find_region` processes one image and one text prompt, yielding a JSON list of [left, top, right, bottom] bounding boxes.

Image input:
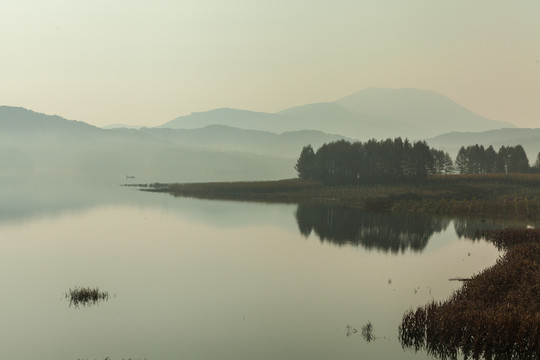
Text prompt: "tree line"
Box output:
[[295, 139, 540, 184], [455, 144, 532, 174]]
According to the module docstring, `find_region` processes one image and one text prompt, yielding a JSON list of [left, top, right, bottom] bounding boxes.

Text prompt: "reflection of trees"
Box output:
[[295, 204, 450, 253]]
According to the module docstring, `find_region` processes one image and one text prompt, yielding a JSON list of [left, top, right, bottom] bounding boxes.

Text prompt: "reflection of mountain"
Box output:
[[295, 204, 451, 253]]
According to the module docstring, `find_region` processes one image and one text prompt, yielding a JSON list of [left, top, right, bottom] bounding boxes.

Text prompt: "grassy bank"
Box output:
[[399, 229, 540, 359], [141, 174, 540, 219]]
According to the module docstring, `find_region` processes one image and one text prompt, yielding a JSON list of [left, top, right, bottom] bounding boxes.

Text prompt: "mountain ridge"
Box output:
[[426, 128, 540, 159], [0, 105, 100, 133], [159, 87, 514, 140], [0, 106, 346, 182]]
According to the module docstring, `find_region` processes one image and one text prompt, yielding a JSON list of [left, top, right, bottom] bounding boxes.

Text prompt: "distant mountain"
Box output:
[[2, 89, 529, 183], [158, 88, 514, 140], [103, 123, 144, 130], [159, 108, 299, 133], [0, 106, 346, 182], [335, 88, 513, 138], [426, 128, 540, 159], [140, 125, 348, 158], [0, 105, 100, 134], [277, 102, 418, 140]]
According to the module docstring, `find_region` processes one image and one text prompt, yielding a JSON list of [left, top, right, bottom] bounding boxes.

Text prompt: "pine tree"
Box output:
[[295, 145, 317, 179]]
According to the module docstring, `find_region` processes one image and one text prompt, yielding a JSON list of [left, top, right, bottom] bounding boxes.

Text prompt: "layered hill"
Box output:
[[426, 128, 540, 160], [0, 106, 345, 183], [335, 88, 512, 137], [160, 88, 514, 140]]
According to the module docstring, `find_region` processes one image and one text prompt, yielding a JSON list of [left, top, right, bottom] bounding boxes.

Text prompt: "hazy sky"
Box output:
[[1, 1, 539, 128]]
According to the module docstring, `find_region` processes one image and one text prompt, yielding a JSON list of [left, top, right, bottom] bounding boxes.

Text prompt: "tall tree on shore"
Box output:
[[442, 152, 455, 174], [484, 145, 497, 173], [507, 145, 529, 173], [411, 141, 435, 178], [455, 147, 469, 174], [531, 152, 540, 173], [496, 146, 510, 173], [295, 145, 317, 180], [431, 149, 446, 175]]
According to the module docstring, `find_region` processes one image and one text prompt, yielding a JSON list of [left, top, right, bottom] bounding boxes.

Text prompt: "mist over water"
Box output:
[[0, 180, 509, 359], [2, 2, 539, 357]]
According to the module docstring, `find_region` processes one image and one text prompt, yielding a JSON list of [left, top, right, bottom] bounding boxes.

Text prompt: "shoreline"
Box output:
[[135, 174, 540, 221], [134, 175, 540, 358], [399, 229, 540, 359]]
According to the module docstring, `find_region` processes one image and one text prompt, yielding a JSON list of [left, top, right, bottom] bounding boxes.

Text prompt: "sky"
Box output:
[[1, 0, 539, 128]]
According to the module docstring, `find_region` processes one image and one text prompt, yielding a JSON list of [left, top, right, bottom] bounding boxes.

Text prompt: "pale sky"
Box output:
[[1, 0, 539, 128]]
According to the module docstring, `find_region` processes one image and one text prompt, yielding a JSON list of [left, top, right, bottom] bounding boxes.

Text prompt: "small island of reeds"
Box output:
[[66, 287, 110, 308]]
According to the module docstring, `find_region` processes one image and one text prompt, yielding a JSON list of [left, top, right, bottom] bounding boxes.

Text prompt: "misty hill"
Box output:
[[0, 106, 101, 135], [277, 102, 419, 139], [0, 106, 346, 183], [159, 88, 513, 140], [138, 125, 348, 158], [335, 88, 513, 138], [103, 123, 144, 130], [159, 108, 298, 133], [161, 105, 394, 139], [426, 128, 540, 159]]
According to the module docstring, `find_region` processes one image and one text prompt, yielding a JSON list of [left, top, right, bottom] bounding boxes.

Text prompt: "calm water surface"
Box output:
[[0, 179, 510, 359]]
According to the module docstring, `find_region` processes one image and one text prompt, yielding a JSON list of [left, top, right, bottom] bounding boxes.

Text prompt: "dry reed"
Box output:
[[399, 229, 540, 359]]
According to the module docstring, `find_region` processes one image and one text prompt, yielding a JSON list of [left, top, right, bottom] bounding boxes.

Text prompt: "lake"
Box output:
[[0, 178, 520, 359]]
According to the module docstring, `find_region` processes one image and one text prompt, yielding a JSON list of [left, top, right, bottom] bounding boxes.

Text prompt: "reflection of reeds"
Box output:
[[399, 229, 540, 359], [66, 287, 109, 308], [361, 321, 375, 342], [345, 324, 357, 337]]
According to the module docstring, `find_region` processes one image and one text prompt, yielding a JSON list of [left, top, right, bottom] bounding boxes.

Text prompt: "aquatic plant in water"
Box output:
[[361, 321, 375, 342], [66, 287, 110, 308], [345, 324, 357, 337]]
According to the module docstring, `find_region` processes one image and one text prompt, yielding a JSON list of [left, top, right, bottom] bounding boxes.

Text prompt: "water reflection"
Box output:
[[295, 204, 450, 253], [294, 204, 538, 253], [452, 217, 534, 239], [0, 181, 510, 359]]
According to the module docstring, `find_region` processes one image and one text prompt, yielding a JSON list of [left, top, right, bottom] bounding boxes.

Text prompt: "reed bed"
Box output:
[[399, 229, 540, 359], [66, 287, 110, 308], [140, 174, 540, 220]]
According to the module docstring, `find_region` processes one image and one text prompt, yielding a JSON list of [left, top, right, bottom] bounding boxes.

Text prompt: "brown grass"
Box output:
[[399, 229, 540, 359], [140, 174, 540, 220]]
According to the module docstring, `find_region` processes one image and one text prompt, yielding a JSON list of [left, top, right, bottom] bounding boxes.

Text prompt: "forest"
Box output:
[[295, 139, 540, 184]]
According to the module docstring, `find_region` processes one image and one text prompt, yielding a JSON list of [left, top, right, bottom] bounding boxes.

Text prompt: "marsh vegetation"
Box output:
[[66, 287, 110, 308], [361, 321, 375, 343], [143, 173, 540, 220], [398, 229, 540, 359]]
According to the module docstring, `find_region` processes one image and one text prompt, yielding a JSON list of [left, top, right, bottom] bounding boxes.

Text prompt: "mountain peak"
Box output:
[[334, 87, 514, 136]]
